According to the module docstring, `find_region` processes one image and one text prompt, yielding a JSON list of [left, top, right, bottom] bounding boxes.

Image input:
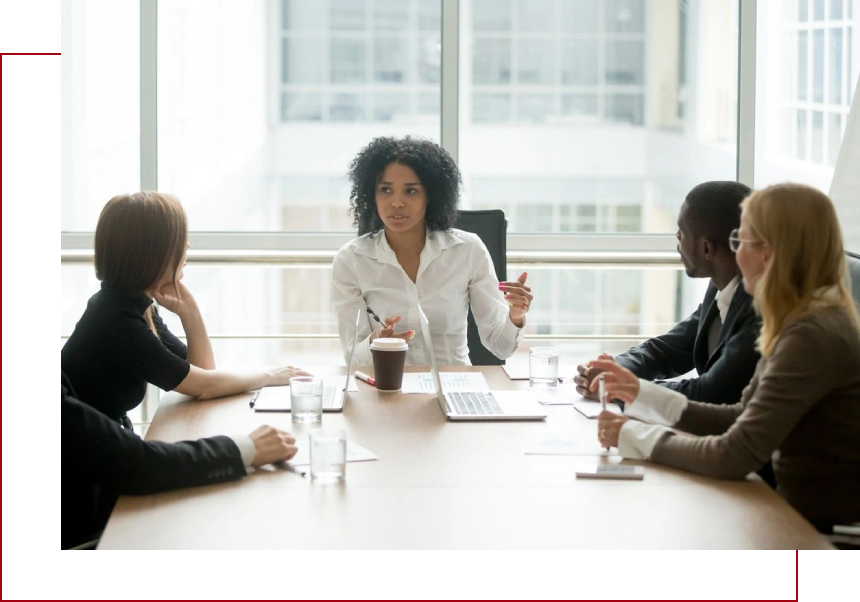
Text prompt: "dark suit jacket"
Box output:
[[61, 374, 245, 549], [615, 281, 760, 405]]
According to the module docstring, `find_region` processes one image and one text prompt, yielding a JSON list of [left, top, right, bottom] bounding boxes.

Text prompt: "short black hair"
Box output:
[[684, 181, 751, 251], [348, 136, 462, 235]]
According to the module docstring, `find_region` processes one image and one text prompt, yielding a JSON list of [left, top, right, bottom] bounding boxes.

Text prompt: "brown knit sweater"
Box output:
[[651, 306, 860, 528]]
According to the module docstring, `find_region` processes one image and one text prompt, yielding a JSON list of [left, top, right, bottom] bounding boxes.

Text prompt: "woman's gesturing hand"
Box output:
[[500, 272, 532, 327]]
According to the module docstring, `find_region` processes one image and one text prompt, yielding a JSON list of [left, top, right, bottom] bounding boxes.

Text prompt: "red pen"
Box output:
[[354, 370, 376, 387]]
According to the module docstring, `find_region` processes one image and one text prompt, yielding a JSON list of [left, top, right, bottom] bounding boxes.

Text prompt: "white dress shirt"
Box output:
[[331, 228, 524, 366], [707, 276, 740, 356], [231, 435, 255, 471], [716, 275, 740, 324]]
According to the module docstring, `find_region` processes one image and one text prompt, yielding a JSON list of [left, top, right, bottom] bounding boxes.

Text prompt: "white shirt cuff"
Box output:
[[230, 435, 255, 471], [502, 303, 526, 342], [617, 421, 674, 460], [504, 313, 525, 344], [624, 379, 689, 426]]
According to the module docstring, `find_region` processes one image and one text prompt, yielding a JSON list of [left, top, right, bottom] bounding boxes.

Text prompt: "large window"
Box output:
[[470, 0, 645, 126], [755, 0, 860, 248], [156, 0, 441, 233], [756, 0, 857, 176], [281, 0, 441, 121], [460, 0, 739, 236], [60, 0, 140, 231], [62, 0, 860, 241], [62, 0, 747, 237], [61, 0, 144, 420]]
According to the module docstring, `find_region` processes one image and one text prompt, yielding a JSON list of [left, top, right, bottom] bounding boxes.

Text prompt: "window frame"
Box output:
[[61, 0, 760, 279]]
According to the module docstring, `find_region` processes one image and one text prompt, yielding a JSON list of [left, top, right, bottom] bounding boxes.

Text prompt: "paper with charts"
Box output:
[[400, 372, 490, 394]]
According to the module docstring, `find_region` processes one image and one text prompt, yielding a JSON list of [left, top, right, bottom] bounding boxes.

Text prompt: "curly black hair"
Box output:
[[348, 136, 462, 235]]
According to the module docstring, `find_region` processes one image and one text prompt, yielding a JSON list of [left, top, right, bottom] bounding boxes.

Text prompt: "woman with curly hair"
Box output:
[[331, 136, 533, 366]]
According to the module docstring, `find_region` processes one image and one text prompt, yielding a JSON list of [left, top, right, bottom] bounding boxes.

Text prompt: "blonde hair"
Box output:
[[94, 191, 188, 335], [742, 183, 860, 357]]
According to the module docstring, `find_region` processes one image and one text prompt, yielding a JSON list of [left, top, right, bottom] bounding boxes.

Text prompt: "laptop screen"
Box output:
[[343, 308, 361, 391], [417, 306, 447, 408]]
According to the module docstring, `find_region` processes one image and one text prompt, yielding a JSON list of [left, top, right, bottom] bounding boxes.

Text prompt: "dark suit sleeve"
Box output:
[[614, 305, 700, 381], [656, 306, 760, 404], [62, 388, 245, 495]]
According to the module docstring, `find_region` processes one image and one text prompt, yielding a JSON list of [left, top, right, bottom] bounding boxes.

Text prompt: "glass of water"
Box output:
[[310, 429, 347, 483], [290, 376, 323, 423], [529, 347, 559, 388]]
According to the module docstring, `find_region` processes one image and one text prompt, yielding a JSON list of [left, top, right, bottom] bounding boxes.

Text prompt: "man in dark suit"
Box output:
[[62, 374, 298, 549], [575, 181, 760, 406]]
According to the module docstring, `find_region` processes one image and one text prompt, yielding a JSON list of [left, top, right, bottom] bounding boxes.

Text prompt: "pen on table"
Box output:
[[275, 461, 307, 477], [598, 376, 610, 451], [248, 389, 261, 408], [354, 370, 376, 387]]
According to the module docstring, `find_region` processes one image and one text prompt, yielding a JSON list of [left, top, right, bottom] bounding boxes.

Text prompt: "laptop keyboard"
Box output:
[[447, 391, 503, 416]]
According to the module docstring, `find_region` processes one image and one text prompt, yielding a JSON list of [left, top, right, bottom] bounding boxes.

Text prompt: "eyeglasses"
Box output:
[[728, 228, 759, 253]]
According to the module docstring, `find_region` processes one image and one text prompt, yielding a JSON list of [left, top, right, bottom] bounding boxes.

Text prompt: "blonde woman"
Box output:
[[62, 192, 309, 427], [591, 184, 860, 531]]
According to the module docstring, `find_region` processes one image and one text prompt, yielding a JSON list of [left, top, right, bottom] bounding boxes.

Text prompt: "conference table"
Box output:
[[98, 366, 832, 549]]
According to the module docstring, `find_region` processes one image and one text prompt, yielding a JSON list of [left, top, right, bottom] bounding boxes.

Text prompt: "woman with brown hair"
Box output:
[[591, 183, 860, 531], [62, 192, 308, 426]]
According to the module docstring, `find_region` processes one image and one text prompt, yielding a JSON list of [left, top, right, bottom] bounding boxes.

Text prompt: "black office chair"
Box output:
[[827, 251, 860, 549], [455, 209, 508, 366], [356, 209, 509, 365]]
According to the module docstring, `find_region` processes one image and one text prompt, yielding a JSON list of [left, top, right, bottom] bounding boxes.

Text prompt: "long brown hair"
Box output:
[[743, 183, 860, 356], [94, 192, 188, 334]]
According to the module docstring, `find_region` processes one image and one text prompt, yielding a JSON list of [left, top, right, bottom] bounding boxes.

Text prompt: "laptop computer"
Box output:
[[417, 306, 547, 421], [253, 308, 361, 413]]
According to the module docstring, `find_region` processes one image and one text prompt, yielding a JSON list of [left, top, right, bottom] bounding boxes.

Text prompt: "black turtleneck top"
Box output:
[[61, 284, 191, 420]]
